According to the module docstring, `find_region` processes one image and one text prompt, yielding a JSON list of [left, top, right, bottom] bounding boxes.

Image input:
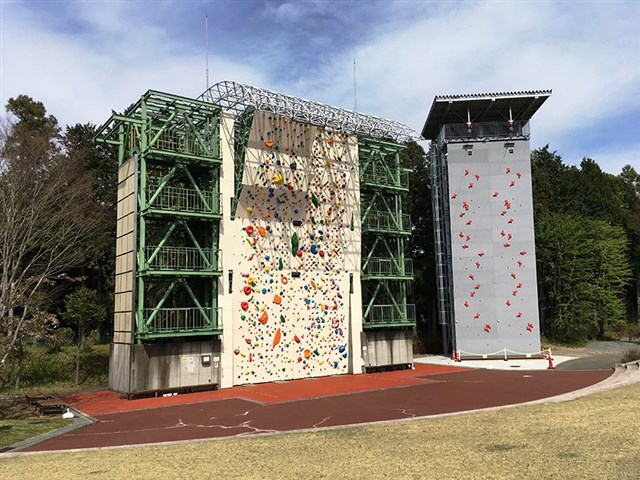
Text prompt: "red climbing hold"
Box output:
[[466, 219, 473, 225], [493, 191, 499, 197], [520, 250, 527, 256], [506, 167, 511, 174], [241, 301, 249, 311], [245, 225, 254, 235], [464, 301, 469, 308], [243, 286, 252, 296], [452, 193, 458, 199], [474, 313, 481, 319], [511, 272, 517, 279], [516, 312, 523, 318], [468, 182, 474, 189], [510, 180, 516, 187], [506, 300, 512, 306], [469, 274, 475, 280], [478, 251, 485, 257]]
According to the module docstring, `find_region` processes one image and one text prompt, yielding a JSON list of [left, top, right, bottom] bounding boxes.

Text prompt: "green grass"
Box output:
[[2, 383, 640, 479], [0, 417, 72, 449]]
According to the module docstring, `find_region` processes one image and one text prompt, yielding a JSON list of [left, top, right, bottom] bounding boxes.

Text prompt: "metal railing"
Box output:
[[146, 185, 221, 215], [146, 246, 221, 271], [150, 127, 216, 159], [440, 120, 530, 142], [360, 166, 410, 190], [362, 257, 413, 277], [361, 211, 411, 234], [142, 307, 221, 334], [364, 304, 416, 325]]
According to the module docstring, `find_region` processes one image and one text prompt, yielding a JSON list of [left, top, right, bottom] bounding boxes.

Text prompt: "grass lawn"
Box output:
[[2, 382, 640, 479], [0, 417, 72, 449]]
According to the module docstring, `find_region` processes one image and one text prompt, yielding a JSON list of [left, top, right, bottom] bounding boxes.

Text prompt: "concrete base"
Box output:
[[109, 339, 222, 395], [361, 329, 413, 369]]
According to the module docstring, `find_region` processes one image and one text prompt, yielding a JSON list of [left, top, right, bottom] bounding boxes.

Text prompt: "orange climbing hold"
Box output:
[[273, 294, 282, 305], [258, 310, 269, 325], [304, 349, 312, 359], [265, 140, 274, 148], [258, 226, 267, 237], [281, 276, 288, 285], [272, 328, 281, 348]]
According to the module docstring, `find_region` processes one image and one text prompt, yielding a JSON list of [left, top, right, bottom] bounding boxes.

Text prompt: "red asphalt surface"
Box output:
[[21, 363, 611, 452]]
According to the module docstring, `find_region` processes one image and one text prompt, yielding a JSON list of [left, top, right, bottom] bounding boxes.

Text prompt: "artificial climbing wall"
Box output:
[[229, 111, 362, 384], [447, 139, 541, 357]]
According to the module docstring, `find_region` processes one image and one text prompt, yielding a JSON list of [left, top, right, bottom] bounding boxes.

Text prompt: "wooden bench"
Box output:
[[25, 393, 55, 405], [34, 398, 68, 415], [126, 383, 218, 400]]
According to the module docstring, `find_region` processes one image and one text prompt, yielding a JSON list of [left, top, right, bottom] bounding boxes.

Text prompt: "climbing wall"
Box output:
[[447, 140, 541, 357], [231, 111, 361, 384]]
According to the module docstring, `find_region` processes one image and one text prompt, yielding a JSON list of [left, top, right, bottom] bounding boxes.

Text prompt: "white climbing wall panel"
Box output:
[[230, 111, 361, 384], [447, 139, 541, 357]]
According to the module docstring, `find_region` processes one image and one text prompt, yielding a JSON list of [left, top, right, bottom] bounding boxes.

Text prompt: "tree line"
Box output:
[[0, 96, 638, 388]]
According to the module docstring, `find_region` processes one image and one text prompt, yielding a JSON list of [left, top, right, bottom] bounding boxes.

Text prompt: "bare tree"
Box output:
[[0, 97, 103, 371]]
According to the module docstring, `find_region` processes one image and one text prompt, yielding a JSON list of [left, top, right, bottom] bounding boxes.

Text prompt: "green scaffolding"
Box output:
[[359, 138, 415, 329], [97, 90, 223, 341]]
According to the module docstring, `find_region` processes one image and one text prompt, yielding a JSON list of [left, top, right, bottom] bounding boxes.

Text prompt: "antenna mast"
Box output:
[[205, 14, 210, 90], [353, 58, 357, 111]]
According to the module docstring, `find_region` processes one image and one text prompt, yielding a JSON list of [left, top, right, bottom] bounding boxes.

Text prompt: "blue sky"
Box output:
[[1, 0, 639, 174]]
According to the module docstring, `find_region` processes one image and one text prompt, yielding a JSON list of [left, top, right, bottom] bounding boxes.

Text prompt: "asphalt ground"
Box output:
[[19, 366, 611, 453]]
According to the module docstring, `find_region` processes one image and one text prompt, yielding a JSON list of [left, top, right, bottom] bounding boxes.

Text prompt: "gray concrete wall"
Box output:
[[361, 330, 413, 368], [130, 339, 222, 392], [446, 140, 541, 357]]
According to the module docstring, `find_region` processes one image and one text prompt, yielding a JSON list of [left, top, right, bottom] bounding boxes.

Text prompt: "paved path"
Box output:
[[18, 364, 611, 453]]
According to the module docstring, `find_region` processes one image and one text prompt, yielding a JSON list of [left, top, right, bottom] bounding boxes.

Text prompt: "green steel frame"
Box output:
[[97, 90, 223, 341], [359, 138, 415, 329]]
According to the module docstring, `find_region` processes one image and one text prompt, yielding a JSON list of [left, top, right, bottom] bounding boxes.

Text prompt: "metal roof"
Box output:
[[199, 80, 420, 143], [421, 90, 551, 140]]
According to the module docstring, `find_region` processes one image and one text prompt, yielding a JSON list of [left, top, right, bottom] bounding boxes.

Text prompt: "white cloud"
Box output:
[[0, 1, 267, 127], [288, 2, 640, 173], [2, 0, 638, 175]]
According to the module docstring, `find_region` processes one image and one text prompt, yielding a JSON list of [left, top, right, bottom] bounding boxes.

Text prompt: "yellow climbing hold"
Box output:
[[273, 172, 284, 184]]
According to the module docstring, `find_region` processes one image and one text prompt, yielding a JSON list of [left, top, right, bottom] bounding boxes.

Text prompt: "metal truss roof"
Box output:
[[199, 80, 419, 142]]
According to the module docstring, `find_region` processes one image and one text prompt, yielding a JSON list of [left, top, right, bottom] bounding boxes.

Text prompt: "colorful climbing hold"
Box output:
[[272, 328, 281, 348], [258, 310, 269, 325], [273, 294, 282, 305]]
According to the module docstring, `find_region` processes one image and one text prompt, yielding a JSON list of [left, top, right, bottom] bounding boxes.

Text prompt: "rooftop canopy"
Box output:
[[421, 90, 551, 140], [200, 80, 420, 143]]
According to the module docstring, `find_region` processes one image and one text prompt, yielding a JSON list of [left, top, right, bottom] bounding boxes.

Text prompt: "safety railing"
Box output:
[[364, 304, 416, 325], [146, 185, 221, 215], [361, 211, 411, 234], [362, 258, 413, 278], [145, 246, 221, 272], [142, 307, 221, 335], [360, 166, 410, 190]]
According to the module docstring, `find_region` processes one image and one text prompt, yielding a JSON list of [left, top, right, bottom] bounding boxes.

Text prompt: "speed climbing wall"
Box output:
[[229, 111, 362, 384], [447, 140, 540, 357]]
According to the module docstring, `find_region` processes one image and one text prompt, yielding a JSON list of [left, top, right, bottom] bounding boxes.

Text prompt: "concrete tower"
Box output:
[[423, 91, 551, 359]]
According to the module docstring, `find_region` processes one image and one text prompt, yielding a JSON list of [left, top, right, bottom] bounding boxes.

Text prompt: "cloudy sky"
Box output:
[[1, 0, 638, 174]]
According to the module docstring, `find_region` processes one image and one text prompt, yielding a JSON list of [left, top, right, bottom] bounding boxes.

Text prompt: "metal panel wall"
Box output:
[[446, 140, 541, 357]]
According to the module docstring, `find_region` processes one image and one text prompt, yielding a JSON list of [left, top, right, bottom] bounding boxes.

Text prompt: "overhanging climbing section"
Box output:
[[97, 91, 223, 340], [359, 139, 415, 328]]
